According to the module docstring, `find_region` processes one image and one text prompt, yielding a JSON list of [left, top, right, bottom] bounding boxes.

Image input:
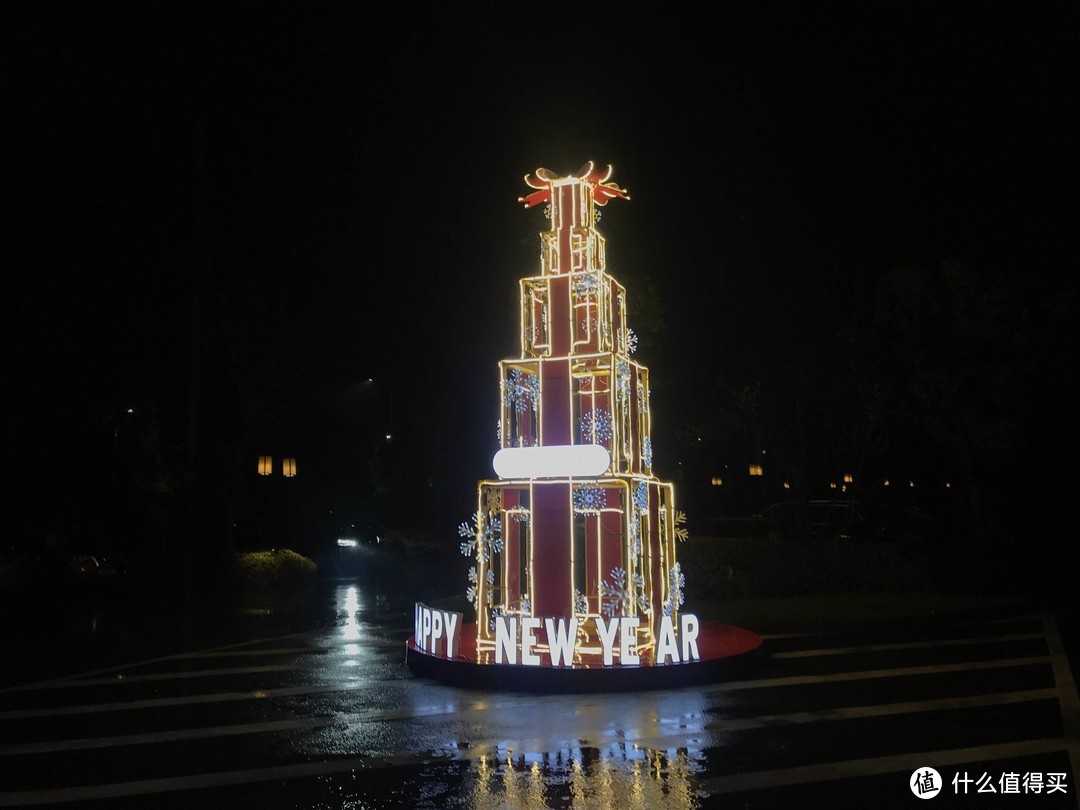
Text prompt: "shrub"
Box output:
[[231, 548, 318, 591], [679, 536, 938, 601]]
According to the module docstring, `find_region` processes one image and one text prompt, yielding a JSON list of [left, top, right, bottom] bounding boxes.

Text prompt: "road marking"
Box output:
[[0, 751, 454, 806], [57, 662, 328, 687], [18, 679, 1055, 745], [1043, 612, 1080, 787], [697, 688, 1059, 734], [703, 656, 1051, 693], [0, 656, 1051, 721], [758, 614, 1042, 640], [0, 682, 378, 720], [175, 647, 332, 658], [0, 715, 340, 755], [0, 625, 409, 695], [693, 738, 1067, 795], [0, 631, 319, 694], [23, 644, 405, 690], [771, 632, 1045, 658]]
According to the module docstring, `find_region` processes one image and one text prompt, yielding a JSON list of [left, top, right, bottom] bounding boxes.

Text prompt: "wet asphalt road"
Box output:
[[1, 571, 1078, 808]]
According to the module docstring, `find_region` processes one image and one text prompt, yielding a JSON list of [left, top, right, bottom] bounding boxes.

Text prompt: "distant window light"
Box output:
[[883, 479, 890, 487], [783, 482, 791, 489], [945, 481, 951, 489], [283, 458, 297, 478], [258, 456, 273, 476], [909, 480, 915, 488], [829, 482, 837, 490], [843, 473, 853, 484], [710, 477, 723, 486], [748, 464, 763, 477]]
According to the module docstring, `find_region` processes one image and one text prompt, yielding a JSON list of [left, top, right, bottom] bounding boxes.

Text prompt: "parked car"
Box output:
[[759, 500, 868, 541], [380, 527, 440, 556], [760, 499, 939, 544]]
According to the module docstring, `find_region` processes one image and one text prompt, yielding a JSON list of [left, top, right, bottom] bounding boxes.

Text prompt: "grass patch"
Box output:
[[679, 535, 940, 602]]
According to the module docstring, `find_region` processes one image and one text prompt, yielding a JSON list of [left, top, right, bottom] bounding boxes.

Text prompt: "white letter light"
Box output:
[[620, 617, 641, 666], [521, 617, 542, 666], [681, 613, 701, 662], [493, 444, 611, 479], [656, 614, 680, 664]]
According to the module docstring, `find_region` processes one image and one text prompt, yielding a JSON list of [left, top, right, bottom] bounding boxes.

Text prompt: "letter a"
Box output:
[[656, 614, 679, 664]]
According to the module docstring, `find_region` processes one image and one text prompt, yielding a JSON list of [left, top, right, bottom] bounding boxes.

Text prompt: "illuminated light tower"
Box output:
[[407, 163, 761, 690], [481, 162, 677, 651]]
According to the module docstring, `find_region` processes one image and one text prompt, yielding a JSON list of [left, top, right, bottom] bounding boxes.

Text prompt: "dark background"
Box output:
[[3, 2, 1077, 587]]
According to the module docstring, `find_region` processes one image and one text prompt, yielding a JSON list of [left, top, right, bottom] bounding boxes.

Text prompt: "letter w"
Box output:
[[545, 617, 578, 667]]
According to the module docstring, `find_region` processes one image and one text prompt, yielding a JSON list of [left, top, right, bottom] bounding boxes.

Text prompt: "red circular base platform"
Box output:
[[405, 621, 763, 692]]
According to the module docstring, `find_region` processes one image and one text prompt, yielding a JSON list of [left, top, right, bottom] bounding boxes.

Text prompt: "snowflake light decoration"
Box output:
[[674, 510, 689, 542], [573, 483, 606, 512], [600, 566, 628, 617], [627, 515, 642, 561], [458, 511, 502, 558], [615, 360, 631, 400], [504, 369, 540, 414], [580, 408, 613, 444], [600, 566, 649, 616], [641, 436, 653, 467], [484, 515, 503, 555], [458, 514, 482, 559], [574, 589, 589, 616], [664, 562, 686, 616], [633, 481, 649, 511], [573, 270, 600, 298], [625, 327, 639, 355]]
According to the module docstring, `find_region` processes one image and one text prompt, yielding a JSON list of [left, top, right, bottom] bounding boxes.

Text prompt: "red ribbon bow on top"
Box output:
[[518, 161, 630, 209]]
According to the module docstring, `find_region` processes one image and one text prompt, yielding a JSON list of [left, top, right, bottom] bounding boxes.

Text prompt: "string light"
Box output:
[[454, 164, 686, 660]]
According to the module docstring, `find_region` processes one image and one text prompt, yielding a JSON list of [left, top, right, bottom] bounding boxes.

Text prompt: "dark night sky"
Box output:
[[3, 2, 1078, 536]]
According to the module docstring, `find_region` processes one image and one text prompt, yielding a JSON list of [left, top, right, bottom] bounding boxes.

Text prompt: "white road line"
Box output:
[[0, 681, 383, 720], [0, 626, 409, 695], [175, 647, 332, 658], [0, 631, 318, 695], [771, 632, 1045, 658], [455, 689, 1064, 755], [1042, 612, 1080, 788], [0, 656, 1051, 721], [759, 614, 1042, 640], [694, 738, 1067, 794], [41, 650, 402, 688], [700, 688, 1059, 733], [0, 751, 453, 807], [56, 662, 327, 687], [702, 656, 1051, 693], [0, 715, 339, 755]]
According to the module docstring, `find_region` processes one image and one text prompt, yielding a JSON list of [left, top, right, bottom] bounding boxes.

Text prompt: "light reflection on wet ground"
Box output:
[[2, 564, 1074, 809], [299, 579, 714, 807]]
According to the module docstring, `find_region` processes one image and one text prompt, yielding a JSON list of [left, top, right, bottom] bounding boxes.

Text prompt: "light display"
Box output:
[[460, 162, 689, 666], [406, 163, 761, 689]]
